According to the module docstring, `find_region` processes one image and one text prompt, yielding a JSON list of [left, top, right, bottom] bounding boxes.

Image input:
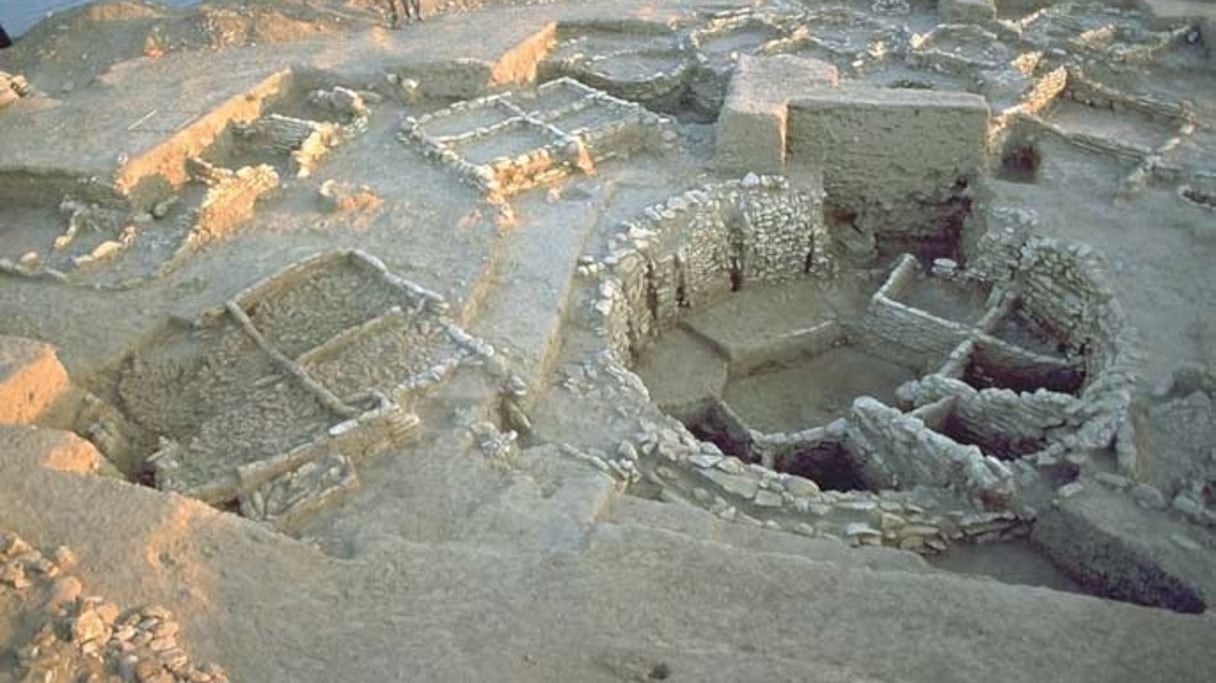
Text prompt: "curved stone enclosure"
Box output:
[[580, 178, 1138, 552], [592, 175, 831, 359]]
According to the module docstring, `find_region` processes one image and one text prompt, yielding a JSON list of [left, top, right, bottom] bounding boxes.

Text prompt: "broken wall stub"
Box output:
[[787, 87, 989, 256], [715, 54, 840, 175], [176, 158, 281, 258], [846, 396, 1016, 507], [0, 71, 30, 111]]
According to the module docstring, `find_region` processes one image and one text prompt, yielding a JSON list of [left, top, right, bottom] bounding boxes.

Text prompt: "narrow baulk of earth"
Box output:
[[1, 0, 1215, 681]]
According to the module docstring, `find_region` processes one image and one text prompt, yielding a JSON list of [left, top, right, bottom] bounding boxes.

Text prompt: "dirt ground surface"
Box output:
[[2, 0, 1216, 681]]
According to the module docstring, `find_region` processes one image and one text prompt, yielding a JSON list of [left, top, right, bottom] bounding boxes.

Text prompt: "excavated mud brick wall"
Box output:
[[715, 54, 839, 174], [115, 69, 293, 211], [787, 87, 989, 246]]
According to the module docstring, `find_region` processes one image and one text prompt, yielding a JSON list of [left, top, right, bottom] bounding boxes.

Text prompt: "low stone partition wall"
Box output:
[[622, 416, 1032, 552], [122, 249, 497, 529], [858, 255, 984, 367], [967, 210, 1141, 460], [993, 67, 1203, 202], [847, 396, 1017, 506], [400, 77, 669, 201], [576, 180, 1140, 555]]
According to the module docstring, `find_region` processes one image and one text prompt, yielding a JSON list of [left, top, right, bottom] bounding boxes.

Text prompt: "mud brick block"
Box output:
[[787, 87, 989, 203], [715, 54, 838, 174]]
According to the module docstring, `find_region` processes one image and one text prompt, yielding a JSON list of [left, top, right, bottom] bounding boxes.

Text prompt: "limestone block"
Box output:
[[0, 336, 71, 424], [940, 0, 997, 24], [716, 55, 839, 174]]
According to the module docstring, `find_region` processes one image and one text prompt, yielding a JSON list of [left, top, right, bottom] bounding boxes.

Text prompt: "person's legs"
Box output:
[[408, 0, 422, 21]]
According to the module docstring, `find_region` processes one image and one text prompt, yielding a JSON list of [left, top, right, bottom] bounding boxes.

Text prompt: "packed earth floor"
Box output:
[[1, 0, 1216, 681]]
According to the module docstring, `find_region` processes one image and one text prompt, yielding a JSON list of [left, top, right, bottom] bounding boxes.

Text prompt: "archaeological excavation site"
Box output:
[[1, 0, 1215, 680]]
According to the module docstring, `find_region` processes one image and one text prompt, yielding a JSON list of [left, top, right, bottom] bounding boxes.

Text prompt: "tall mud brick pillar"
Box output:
[[787, 87, 989, 254], [715, 55, 839, 175]]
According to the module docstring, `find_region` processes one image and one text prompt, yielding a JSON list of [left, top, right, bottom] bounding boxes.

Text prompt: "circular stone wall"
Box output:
[[580, 180, 1138, 552]]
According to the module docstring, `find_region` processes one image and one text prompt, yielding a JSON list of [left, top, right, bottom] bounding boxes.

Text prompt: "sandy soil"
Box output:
[[1, 0, 1215, 680]]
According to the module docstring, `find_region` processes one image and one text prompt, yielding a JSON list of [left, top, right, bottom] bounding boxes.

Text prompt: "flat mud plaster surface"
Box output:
[[2, 0, 1216, 681]]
